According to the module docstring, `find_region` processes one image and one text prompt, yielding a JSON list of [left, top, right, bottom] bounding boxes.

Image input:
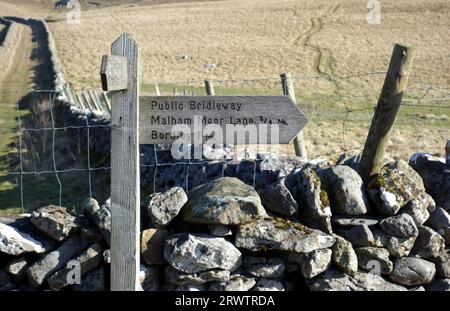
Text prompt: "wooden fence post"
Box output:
[[358, 44, 415, 184], [205, 79, 215, 95], [155, 81, 161, 96], [280, 73, 307, 160], [446, 140, 450, 168], [106, 33, 140, 291]]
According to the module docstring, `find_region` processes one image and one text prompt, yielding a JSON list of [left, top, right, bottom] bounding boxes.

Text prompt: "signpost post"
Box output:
[[101, 33, 308, 291]]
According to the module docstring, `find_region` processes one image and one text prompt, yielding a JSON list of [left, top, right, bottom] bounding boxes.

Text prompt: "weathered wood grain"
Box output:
[[109, 34, 140, 291], [359, 44, 415, 184], [281, 72, 307, 160], [139, 96, 308, 144], [205, 80, 215, 96], [101, 55, 128, 91]]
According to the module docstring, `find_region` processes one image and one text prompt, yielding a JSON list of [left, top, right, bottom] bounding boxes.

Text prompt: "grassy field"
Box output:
[[0, 0, 449, 214]]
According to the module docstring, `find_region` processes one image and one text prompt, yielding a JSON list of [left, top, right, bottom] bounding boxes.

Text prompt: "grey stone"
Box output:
[[243, 256, 285, 279], [208, 225, 232, 237], [372, 229, 416, 258], [83, 198, 111, 246], [389, 257, 436, 286], [295, 168, 332, 233], [402, 192, 435, 225], [252, 278, 285, 291], [181, 177, 267, 225], [30, 205, 79, 241], [235, 218, 335, 253], [47, 243, 102, 291], [432, 251, 450, 278], [298, 248, 332, 279], [411, 226, 445, 259], [0, 223, 46, 255], [380, 214, 419, 238], [2, 216, 57, 252], [332, 216, 379, 227], [73, 267, 106, 291], [103, 249, 110, 264], [409, 153, 449, 210], [336, 225, 375, 247], [258, 181, 298, 217], [355, 247, 393, 275], [321, 165, 370, 215], [141, 228, 168, 265], [27, 235, 88, 288], [164, 233, 242, 273], [165, 266, 230, 286], [367, 161, 424, 216], [427, 207, 450, 243], [5, 257, 28, 279], [147, 187, 187, 228], [209, 274, 256, 291], [426, 278, 450, 291], [306, 268, 407, 291], [139, 264, 159, 291], [331, 234, 358, 275]]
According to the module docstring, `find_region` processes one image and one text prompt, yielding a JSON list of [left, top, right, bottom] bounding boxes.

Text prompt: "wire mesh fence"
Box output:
[[0, 72, 449, 214]]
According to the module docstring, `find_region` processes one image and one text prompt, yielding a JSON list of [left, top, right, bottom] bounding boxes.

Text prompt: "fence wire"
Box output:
[[1, 72, 449, 213]]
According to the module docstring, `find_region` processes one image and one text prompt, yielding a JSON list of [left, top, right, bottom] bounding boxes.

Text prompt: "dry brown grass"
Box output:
[[0, 0, 449, 159]]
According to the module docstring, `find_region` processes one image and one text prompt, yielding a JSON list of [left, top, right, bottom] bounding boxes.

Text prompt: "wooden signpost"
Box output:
[[139, 96, 308, 144], [101, 34, 308, 291]]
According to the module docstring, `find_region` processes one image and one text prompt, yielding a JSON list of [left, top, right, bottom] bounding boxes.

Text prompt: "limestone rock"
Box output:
[[372, 229, 416, 258], [27, 235, 88, 288], [307, 268, 407, 291], [298, 248, 332, 279], [47, 243, 102, 291], [103, 249, 110, 264], [147, 187, 187, 228], [367, 161, 424, 216], [0, 223, 46, 256], [295, 168, 332, 233], [30, 205, 79, 241], [321, 165, 369, 215], [252, 278, 285, 291], [379, 214, 419, 238], [83, 198, 111, 246], [332, 216, 379, 227], [243, 256, 285, 279], [235, 218, 335, 253], [336, 225, 375, 247], [331, 234, 358, 275], [165, 266, 230, 286], [402, 192, 435, 225], [181, 177, 266, 225], [5, 257, 28, 280], [389, 257, 436, 286], [141, 228, 168, 265], [258, 181, 298, 217], [208, 225, 232, 237], [164, 233, 242, 273], [427, 207, 450, 243], [209, 274, 256, 291], [411, 226, 445, 259], [409, 153, 449, 210], [355, 247, 393, 275]]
